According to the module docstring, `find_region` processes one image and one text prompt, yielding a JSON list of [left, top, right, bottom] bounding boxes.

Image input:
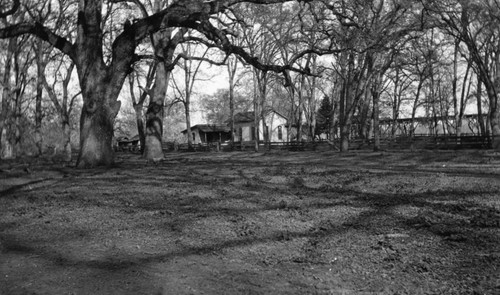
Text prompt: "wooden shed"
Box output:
[[181, 124, 231, 144]]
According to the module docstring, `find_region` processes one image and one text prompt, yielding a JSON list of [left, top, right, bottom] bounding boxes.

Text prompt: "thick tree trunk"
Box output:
[[144, 63, 167, 160], [491, 109, 500, 150], [340, 123, 350, 152], [144, 105, 163, 157], [76, 69, 122, 168], [0, 38, 15, 159], [358, 96, 370, 140], [481, 84, 499, 149], [479, 73, 500, 150], [77, 99, 119, 167], [143, 27, 185, 159]]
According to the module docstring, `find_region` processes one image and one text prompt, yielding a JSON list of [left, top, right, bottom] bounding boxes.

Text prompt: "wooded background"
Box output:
[[1, 0, 499, 166]]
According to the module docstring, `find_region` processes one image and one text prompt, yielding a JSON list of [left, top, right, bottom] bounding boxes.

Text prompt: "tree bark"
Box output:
[[339, 52, 354, 152], [35, 39, 45, 156], [372, 80, 381, 151], [452, 40, 460, 137], [76, 69, 122, 167], [77, 89, 121, 167], [128, 71, 147, 154], [484, 84, 500, 149], [143, 27, 185, 159], [476, 76, 486, 136], [391, 68, 400, 138], [61, 117, 72, 162], [42, 60, 76, 162], [0, 38, 15, 159], [339, 81, 351, 152], [228, 57, 238, 148], [144, 62, 167, 159], [184, 99, 193, 149], [491, 109, 500, 149], [134, 103, 146, 154], [258, 72, 268, 149], [253, 92, 259, 152]]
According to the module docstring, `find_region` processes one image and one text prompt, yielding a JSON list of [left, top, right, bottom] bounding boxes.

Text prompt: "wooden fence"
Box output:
[[156, 134, 492, 153], [350, 134, 492, 150]]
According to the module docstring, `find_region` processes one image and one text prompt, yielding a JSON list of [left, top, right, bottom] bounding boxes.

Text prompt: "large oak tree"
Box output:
[[0, 0, 308, 167]]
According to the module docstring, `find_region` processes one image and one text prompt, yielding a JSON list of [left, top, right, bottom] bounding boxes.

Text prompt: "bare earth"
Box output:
[[1, 150, 499, 295]]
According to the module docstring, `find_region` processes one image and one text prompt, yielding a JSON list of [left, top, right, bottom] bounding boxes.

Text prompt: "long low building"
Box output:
[[181, 124, 231, 144]]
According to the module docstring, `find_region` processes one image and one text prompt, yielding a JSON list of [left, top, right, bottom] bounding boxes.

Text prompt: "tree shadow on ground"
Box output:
[[1, 151, 499, 294]]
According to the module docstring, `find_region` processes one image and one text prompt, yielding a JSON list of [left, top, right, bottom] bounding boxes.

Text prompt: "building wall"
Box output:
[[184, 129, 231, 144], [234, 112, 288, 142], [186, 129, 201, 144], [261, 113, 287, 142], [234, 123, 254, 142]]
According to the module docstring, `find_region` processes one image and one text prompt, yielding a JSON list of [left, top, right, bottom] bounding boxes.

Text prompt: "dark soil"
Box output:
[[1, 150, 499, 294]]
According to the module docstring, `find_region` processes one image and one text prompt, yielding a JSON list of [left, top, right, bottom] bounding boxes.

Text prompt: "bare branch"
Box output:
[[110, 0, 149, 18], [68, 91, 81, 116], [0, 0, 20, 17], [165, 51, 228, 72], [195, 19, 320, 80], [0, 22, 75, 59]]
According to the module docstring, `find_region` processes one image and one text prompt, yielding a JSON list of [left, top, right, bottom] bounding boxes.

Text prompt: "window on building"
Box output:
[[278, 126, 283, 140]]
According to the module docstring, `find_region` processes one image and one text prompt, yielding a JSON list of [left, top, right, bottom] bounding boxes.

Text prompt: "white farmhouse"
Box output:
[[230, 110, 288, 143]]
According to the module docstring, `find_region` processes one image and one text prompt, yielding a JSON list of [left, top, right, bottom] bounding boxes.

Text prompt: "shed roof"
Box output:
[[181, 124, 231, 134], [116, 134, 140, 143], [229, 110, 288, 124], [233, 111, 255, 123]]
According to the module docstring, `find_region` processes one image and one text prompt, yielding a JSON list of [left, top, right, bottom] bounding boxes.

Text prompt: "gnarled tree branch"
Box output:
[[0, 0, 20, 17], [0, 22, 75, 59]]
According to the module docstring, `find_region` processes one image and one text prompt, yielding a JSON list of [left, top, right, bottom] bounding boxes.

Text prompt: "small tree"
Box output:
[[315, 95, 333, 139]]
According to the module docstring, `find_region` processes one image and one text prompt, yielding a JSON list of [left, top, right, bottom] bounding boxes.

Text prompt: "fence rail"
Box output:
[[350, 134, 492, 150], [133, 134, 493, 153]]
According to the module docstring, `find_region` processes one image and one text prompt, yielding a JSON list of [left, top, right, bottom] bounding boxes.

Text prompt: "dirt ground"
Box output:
[[0, 150, 499, 295]]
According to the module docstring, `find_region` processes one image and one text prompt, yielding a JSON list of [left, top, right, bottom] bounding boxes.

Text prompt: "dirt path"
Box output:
[[1, 150, 499, 294]]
